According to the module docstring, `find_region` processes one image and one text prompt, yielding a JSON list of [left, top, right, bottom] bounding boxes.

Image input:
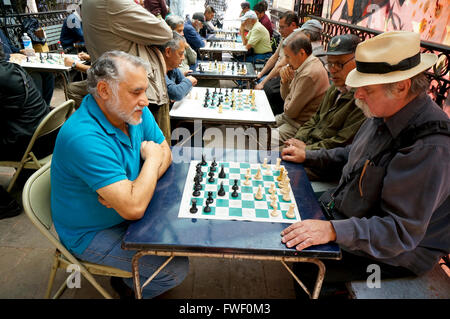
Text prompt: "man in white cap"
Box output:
[[238, 10, 272, 64], [298, 19, 326, 64], [280, 31, 449, 298]]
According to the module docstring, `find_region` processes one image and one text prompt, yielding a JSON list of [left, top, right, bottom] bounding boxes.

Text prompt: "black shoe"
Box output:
[[0, 199, 22, 220], [110, 276, 135, 299]]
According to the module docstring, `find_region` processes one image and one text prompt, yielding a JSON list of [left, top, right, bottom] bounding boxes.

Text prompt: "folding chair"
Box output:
[[0, 99, 74, 192], [22, 161, 132, 299]]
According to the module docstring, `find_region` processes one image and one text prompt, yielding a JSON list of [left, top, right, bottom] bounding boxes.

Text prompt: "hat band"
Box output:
[[356, 52, 420, 74]]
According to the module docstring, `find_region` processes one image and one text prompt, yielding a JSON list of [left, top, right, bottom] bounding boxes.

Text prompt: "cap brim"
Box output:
[[346, 53, 437, 87], [316, 50, 353, 57]]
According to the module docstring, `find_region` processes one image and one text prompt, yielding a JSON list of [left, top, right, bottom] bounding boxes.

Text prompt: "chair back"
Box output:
[[22, 161, 77, 264], [23, 100, 74, 158]]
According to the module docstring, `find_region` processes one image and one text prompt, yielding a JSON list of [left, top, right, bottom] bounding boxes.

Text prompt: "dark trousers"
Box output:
[[293, 250, 415, 298], [28, 71, 55, 106], [263, 76, 284, 115]]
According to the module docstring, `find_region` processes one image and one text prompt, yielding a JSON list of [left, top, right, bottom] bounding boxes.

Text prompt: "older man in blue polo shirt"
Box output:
[[51, 50, 189, 299]]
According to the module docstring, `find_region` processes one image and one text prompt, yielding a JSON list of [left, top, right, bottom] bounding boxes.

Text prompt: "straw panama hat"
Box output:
[[346, 31, 438, 88]]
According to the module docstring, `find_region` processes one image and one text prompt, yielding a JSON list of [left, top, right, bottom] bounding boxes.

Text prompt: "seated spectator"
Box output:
[[280, 31, 449, 299], [253, 1, 273, 38], [205, 0, 227, 29], [63, 52, 91, 109], [184, 12, 206, 52], [166, 15, 197, 73], [272, 32, 329, 145], [60, 4, 85, 54], [0, 29, 55, 105], [160, 32, 197, 102], [51, 51, 189, 298], [282, 35, 366, 181], [240, 2, 250, 17], [144, 0, 168, 19], [297, 19, 326, 64], [255, 11, 299, 115], [0, 42, 56, 219], [239, 10, 272, 64], [200, 6, 217, 38]]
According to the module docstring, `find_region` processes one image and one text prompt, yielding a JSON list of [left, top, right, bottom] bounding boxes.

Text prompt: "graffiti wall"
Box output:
[[322, 0, 450, 45]]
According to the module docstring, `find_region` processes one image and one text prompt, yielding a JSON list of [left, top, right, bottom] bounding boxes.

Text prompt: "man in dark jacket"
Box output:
[[280, 31, 449, 298], [0, 42, 56, 219]]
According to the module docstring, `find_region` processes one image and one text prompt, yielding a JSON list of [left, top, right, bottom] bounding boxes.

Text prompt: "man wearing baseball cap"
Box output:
[[298, 19, 326, 64], [238, 10, 272, 63], [282, 34, 366, 181], [280, 31, 449, 298], [184, 12, 206, 52]]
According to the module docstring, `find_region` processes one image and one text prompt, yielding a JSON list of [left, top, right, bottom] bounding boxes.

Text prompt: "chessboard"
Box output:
[[208, 32, 241, 42], [192, 87, 257, 112], [10, 53, 81, 71], [201, 41, 247, 52], [178, 157, 302, 223], [196, 61, 248, 75]]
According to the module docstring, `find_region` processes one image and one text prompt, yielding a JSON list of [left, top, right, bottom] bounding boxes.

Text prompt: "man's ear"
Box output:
[[393, 79, 411, 98], [165, 47, 171, 58], [97, 81, 111, 100]]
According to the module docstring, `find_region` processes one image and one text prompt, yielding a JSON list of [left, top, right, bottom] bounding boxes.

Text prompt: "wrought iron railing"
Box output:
[[0, 10, 69, 51], [308, 15, 449, 108]]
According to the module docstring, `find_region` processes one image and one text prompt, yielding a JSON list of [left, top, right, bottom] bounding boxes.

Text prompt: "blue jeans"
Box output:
[[74, 223, 189, 299], [238, 52, 272, 64]]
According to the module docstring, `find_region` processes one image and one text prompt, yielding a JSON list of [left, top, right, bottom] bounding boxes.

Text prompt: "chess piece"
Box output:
[[190, 199, 198, 214], [218, 165, 226, 178], [262, 158, 268, 168], [286, 203, 295, 219], [268, 183, 275, 194], [232, 179, 239, 191], [254, 168, 262, 180], [277, 167, 285, 182], [270, 207, 279, 217], [208, 171, 215, 183], [218, 182, 225, 196], [270, 193, 277, 201], [282, 192, 291, 202], [270, 199, 277, 209], [275, 158, 281, 170], [204, 201, 211, 213], [218, 104, 223, 113], [254, 185, 263, 200], [206, 191, 214, 204], [243, 174, 251, 186], [201, 154, 207, 166], [193, 188, 200, 197], [231, 189, 239, 198]]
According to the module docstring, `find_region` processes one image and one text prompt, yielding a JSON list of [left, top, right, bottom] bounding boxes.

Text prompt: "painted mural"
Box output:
[[322, 0, 450, 45]]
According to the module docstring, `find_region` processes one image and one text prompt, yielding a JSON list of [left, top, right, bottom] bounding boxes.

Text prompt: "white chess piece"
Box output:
[[286, 203, 296, 219], [254, 185, 263, 200], [262, 158, 268, 168], [275, 158, 281, 170], [254, 168, 262, 180], [243, 174, 251, 186], [268, 183, 275, 194]]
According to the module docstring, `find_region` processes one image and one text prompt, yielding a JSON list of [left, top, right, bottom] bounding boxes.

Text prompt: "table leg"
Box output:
[[280, 258, 326, 299], [131, 251, 174, 299]]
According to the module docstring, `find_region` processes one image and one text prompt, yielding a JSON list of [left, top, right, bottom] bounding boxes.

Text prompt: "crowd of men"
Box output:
[[0, 0, 448, 300]]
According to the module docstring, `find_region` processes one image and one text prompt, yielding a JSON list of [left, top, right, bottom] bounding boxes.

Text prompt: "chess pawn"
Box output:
[[218, 104, 223, 113], [270, 193, 277, 201], [270, 199, 277, 209], [254, 185, 263, 200], [254, 168, 262, 180], [270, 205, 279, 217], [268, 183, 275, 194], [243, 174, 251, 186], [277, 167, 285, 182], [275, 158, 281, 170], [282, 192, 291, 202], [262, 158, 268, 168], [286, 203, 296, 219]]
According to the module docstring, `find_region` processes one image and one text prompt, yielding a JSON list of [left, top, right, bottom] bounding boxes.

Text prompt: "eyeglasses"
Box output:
[[325, 56, 354, 71]]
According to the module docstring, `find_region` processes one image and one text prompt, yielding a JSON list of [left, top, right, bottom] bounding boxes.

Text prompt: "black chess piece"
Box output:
[[204, 201, 211, 213], [206, 191, 214, 204], [218, 182, 225, 196], [193, 189, 200, 197], [218, 165, 226, 178], [190, 199, 198, 214], [232, 179, 239, 191], [208, 171, 215, 183], [201, 154, 207, 166], [194, 180, 202, 191], [231, 189, 239, 198]]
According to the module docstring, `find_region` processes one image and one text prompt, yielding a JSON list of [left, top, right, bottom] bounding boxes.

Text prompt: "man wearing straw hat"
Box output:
[[280, 31, 450, 298]]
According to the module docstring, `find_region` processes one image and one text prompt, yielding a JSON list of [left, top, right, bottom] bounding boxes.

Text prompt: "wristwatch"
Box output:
[[71, 61, 77, 69]]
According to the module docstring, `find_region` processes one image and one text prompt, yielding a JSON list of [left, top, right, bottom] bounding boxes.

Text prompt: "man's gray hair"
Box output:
[[159, 31, 185, 52], [86, 50, 149, 98], [166, 15, 184, 30], [282, 31, 312, 55], [383, 72, 430, 98], [301, 29, 321, 42]]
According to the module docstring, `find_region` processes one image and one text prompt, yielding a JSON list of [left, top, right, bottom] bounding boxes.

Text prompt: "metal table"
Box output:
[[122, 147, 341, 299]]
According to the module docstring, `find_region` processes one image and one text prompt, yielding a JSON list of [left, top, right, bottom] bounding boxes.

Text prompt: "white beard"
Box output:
[[355, 99, 375, 118], [106, 94, 143, 126]]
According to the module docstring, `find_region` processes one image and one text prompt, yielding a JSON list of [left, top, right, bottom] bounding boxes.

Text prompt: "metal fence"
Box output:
[[309, 15, 449, 108]]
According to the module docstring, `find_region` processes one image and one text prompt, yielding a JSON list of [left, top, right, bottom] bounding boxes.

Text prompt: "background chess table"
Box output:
[[190, 61, 257, 85]]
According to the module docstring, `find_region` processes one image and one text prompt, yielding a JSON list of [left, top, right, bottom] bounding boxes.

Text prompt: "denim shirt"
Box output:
[[305, 93, 450, 275]]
